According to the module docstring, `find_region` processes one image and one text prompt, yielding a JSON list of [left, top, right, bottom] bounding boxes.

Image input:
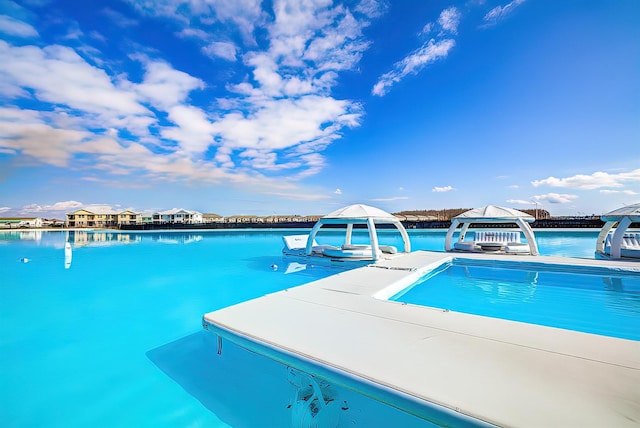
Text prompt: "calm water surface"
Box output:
[[392, 260, 640, 340], [0, 229, 606, 427]]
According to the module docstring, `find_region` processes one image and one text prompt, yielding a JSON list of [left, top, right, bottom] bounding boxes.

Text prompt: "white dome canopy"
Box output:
[[601, 202, 640, 222], [306, 204, 410, 261], [445, 205, 538, 255], [453, 205, 535, 223], [596, 202, 640, 259], [324, 204, 399, 221]]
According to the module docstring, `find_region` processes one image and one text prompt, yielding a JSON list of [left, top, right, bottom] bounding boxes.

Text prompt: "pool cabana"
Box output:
[[595, 202, 640, 260], [283, 204, 411, 261], [444, 205, 539, 255], [306, 204, 411, 261]]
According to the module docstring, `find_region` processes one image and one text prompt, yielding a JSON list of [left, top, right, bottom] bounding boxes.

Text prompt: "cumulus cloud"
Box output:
[[202, 41, 237, 61], [334, 188, 342, 195], [506, 199, 533, 205], [532, 193, 577, 204], [432, 185, 454, 193], [102, 8, 138, 28], [263, 191, 330, 201], [438, 7, 461, 34], [369, 196, 409, 202], [0, 15, 38, 37], [532, 169, 640, 190], [0, 0, 387, 192], [372, 38, 455, 96], [19, 200, 84, 214], [482, 0, 526, 27], [0, 42, 149, 117], [0, 206, 11, 214], [372, 5, 458, 96], [600, 189, 638, 195]]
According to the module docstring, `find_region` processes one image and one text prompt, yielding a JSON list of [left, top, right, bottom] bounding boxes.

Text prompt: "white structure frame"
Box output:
[[596, 202, 640, 259], [444, 205, 539, 256], [305, 204, 411, 261]]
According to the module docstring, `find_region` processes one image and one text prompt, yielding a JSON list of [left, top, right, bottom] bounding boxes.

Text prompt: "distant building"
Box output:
[[0, 217, 43, 228], [139, 212, 155, 224], [152, 208, 203, 224], [66, 209, 140, 227], [117, 210, 139, 226], [66, 209, 118, 227], [202, 213, 225, 223]]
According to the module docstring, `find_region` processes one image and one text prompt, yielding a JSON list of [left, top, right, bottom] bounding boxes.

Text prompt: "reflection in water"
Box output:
[[461, 265, 539, 303], [0, 230, 42, 241], [284, 262, 307, 274], [64, 242, 72, 269], [603, 276, 640, 315], [66, 230, 141, 247], [153, 233, 203, 244]]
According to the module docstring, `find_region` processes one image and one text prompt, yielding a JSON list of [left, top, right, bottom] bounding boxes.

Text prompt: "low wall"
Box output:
[[119, 218, 609, 230]]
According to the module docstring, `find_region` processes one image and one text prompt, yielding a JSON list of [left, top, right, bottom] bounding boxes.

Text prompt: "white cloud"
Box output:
[[20, 200, 84, 214], [0, 206, 11, 214], [202, 41, 237, 61], [369, 196, 409, 202], [102, 8, 139, 28], [482, 0, 526, 27], [600, 189, 638, 195], [432, 185, 454, 193], [334, 188, 342, 195], [532, 169, 640, 190], [532, 193, 578, 204], [132, 59, 205, 109], [420, 22, 433, 35], [162, 105, 215, 155], [372, 38, 455, 96], [263, 191, 330, 201], [506, 199, 533, 205], [0, 0, 386, 194], [0, 15, 38, 37], [125, 0, 264, 44], [0, 42, 149, 117], [355, 0, 388, 19], [438, 7, 460, 34], [508, 184, 519, 189], [0, 108, 89, 167]]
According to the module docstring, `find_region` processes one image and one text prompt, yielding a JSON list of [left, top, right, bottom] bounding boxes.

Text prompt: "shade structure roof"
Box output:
[[601, 202, 640, 222], [306, 204, 411, 260], [453, 205, 535, 223], [445, 205, 538, 255], [323, 204, 399, 221], [596, 202, 640, 259]]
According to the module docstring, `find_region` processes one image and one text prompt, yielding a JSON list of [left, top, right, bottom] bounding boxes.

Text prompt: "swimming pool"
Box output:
[[0, 229, 620, 427], [391, 259, 640, 340]]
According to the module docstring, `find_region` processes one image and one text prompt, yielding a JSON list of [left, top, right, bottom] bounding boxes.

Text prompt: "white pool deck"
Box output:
[[202, 251, 640, 427]]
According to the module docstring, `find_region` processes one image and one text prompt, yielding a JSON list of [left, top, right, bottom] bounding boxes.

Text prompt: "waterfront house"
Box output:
[[0, 217, 43, 228], [152, 208, 203, 224]]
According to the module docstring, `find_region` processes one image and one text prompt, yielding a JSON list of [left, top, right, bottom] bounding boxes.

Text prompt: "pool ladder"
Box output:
[[286, 367, 348, 428]]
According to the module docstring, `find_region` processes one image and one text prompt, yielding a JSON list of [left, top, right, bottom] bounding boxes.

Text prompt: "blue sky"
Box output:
[[0, 0, 638, 218]]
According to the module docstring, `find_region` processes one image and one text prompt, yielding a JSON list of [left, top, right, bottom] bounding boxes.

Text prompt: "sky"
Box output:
[[0, 0, 638, 218]]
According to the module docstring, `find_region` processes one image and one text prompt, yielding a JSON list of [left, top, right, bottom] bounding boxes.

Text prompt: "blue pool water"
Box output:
[[391, 259, 640, 340], [0, 229, 622, 427]]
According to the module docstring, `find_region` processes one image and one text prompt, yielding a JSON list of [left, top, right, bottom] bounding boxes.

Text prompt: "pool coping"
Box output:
[[202, 251, 640, 427]]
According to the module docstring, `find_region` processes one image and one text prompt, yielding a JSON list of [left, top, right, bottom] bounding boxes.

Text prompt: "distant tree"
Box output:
[[519, 209, 551, 219], [394, 207, 551, 221], [394, 208, 471, 221]]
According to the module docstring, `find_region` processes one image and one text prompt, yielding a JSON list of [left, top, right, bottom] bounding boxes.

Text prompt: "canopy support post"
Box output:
[[367, 218, 380, 261], [306, 221, 323, 256], [611, 216, 632, 259], [444, 219, 461, 251]]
